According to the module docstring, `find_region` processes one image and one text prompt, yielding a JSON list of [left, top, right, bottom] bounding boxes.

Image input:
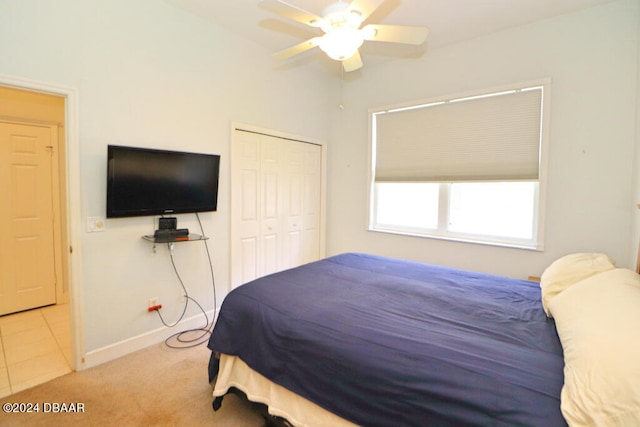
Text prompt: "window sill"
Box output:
[[368, 226, 543, 252]]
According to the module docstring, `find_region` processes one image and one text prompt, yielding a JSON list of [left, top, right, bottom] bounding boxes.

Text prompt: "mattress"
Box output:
[[208, 253, 566, 426], [212, 353, 357, 426]]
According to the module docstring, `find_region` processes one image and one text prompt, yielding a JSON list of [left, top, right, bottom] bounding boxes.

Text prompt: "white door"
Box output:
[[230, 128, 324, 289], [280, 138, 304, 271], [231, 130, 260, 286], [302, 142, 322, 264], [260, 134, 281, 276], [0, 122, 59, 315]]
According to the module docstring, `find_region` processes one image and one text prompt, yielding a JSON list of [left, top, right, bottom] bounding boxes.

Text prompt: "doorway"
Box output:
[[0, 82, 77, 395]]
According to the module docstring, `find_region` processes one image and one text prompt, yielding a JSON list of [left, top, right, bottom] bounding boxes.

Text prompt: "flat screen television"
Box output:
[[106, 145, 220, 218]]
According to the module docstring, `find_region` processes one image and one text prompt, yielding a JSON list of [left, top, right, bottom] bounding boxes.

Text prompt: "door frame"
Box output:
[[0, 74, 84, 371]]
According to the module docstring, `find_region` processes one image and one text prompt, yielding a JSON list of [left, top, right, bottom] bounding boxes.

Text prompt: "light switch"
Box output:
[[87, 216, 106, 232]]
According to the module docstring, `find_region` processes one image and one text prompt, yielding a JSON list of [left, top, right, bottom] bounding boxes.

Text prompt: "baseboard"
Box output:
[[81, 308, 218, 369]]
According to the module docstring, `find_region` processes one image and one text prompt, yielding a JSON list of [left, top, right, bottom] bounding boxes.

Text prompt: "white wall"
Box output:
[[327, 0, 639, 279], [0, 0, 334, 357], [632, 0, 640, 271]]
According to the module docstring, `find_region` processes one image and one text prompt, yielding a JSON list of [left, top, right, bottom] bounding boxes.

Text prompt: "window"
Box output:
[[369, 81, 549, 249]]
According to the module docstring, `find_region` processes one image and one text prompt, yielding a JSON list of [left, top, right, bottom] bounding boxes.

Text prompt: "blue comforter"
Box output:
[[208, 253, 566, 426]]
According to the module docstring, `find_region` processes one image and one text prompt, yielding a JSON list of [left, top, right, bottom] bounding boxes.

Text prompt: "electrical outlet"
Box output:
[[149, 297, 159, 309]]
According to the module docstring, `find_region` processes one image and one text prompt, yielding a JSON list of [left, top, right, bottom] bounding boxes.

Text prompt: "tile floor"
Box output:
[[0, 304, 72, 398]]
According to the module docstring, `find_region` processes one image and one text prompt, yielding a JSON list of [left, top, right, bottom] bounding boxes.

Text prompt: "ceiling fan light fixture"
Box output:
[[320, 3, 363, 32], [318, 27, 364, 61], [261, 0, 429, 71], [346, 10, 363, 28]]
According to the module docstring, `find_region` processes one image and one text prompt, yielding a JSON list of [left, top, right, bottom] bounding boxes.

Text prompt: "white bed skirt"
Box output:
[[212, 354, 358, 427]]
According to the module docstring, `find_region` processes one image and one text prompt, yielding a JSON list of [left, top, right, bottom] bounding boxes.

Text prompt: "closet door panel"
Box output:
[[231, 131, 260, 287]]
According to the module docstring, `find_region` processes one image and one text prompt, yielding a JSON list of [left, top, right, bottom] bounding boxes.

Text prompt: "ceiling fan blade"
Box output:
[[362, 24, 429, 45], [342, 50, 363, 72], [273, 37, 322, 60], [346, 0, 384, 23], [259, 0, 324, 28]]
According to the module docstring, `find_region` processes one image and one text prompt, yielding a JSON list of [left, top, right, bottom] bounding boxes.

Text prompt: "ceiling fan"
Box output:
[[259, 0, 429, 72]]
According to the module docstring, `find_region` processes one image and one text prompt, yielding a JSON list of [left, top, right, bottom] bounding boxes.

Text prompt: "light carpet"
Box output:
[[0, 341, 265, 426]]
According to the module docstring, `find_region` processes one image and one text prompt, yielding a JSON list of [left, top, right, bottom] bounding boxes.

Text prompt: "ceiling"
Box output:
[[164, 0, 617, 71]]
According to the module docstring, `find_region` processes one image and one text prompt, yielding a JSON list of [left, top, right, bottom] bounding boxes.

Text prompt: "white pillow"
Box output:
[[548, 268, 640, 427], [540, 253, 615, 317]]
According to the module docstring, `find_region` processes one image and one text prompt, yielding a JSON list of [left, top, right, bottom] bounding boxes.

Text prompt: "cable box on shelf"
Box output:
[[154, 228, 189, 238], [153, 228, 190, 242]]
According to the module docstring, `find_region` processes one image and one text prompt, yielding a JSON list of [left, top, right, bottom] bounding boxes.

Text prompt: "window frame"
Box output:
[[367, 79, 551, 250]]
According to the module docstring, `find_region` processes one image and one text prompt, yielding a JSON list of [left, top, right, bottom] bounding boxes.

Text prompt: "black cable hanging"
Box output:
[[154, 212, 217, 349]]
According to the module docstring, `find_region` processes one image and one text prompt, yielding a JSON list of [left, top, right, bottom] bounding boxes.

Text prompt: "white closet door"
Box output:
[[231, 128, 324, 289], [302, 143, 322, 264], [231, 130, 260, 287], [260, 134, 281, 277], [280, 138, 304, 271]]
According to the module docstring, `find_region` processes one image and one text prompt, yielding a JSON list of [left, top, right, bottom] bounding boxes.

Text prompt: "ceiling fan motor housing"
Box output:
[[321, 2, 363, 31]]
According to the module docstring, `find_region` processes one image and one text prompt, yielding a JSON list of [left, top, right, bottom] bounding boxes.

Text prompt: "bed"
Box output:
[[207, 252, 640, 426]]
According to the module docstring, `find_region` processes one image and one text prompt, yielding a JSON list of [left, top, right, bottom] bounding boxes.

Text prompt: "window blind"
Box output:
[[374, 87, 543, 182]]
